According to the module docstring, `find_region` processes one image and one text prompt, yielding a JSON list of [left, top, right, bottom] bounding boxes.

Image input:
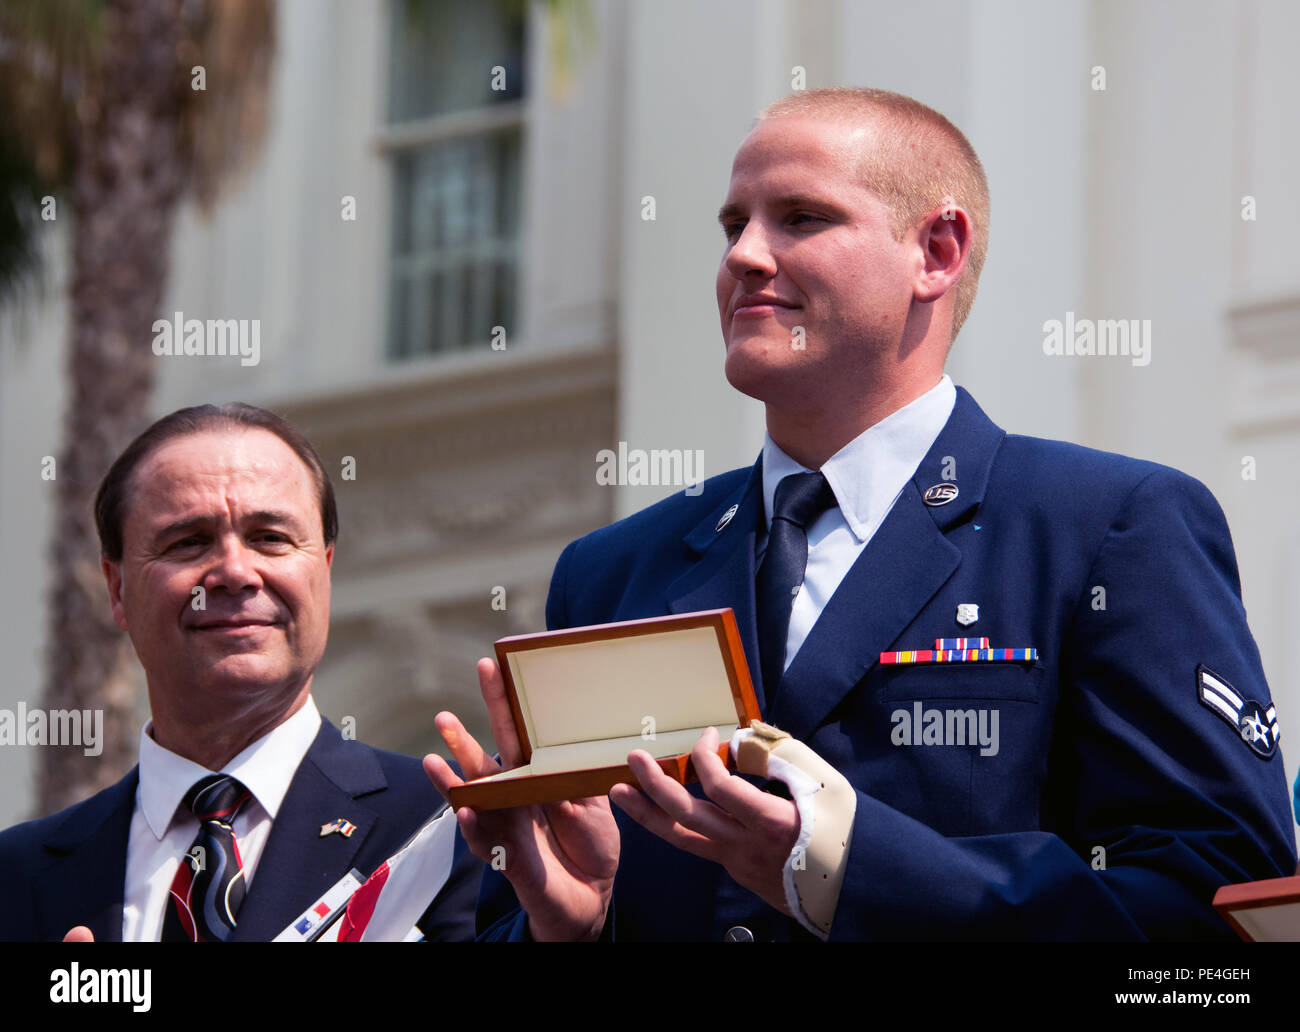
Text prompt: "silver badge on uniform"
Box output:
[[956, 603, 979, 627], [715, 504, 738, 532], [923, 483, 959, 506], [1197, 664, 1279, 759]]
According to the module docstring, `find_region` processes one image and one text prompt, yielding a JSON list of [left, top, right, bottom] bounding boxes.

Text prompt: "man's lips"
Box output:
[[732, 297, 799, 318], [189, 619, 279, 632]]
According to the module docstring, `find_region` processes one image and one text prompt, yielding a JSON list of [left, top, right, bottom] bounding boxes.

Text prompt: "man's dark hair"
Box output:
[[94, 402, 339, 561]]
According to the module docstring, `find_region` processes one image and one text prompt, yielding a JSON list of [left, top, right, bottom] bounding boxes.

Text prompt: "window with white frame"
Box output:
[[381, 0, 526, 358]]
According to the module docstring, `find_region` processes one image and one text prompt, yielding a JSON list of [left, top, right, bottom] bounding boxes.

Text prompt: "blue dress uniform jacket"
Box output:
[[480, 387, 1297, 940], [0, 719, 482, 941]]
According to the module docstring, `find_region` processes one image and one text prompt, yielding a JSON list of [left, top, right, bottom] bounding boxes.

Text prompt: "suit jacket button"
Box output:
[[723, 926, 754, 942]]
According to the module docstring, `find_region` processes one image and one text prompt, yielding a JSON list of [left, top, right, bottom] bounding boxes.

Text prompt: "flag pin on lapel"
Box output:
[[956, 603, 979, 627], [320, 818, 357, 838]]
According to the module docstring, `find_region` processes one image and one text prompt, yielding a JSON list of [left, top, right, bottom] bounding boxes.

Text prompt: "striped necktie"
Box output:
[[161, 774, 252, 942]]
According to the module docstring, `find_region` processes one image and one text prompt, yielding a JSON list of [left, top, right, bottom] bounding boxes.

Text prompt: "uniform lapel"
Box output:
[[231, 721, 385, 941], [768, 388, 1007, 741], [768, 488, 960, 740], [34, 770, 138, 942], [666, 459, 768, 711]]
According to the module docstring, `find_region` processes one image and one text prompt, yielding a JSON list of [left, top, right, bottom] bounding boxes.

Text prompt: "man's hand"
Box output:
[[424, 658, 620, 941], [63, 926, 94, 942], [610, 725, 800, 915]]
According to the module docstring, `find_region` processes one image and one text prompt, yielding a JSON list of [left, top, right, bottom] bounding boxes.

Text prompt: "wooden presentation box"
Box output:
[[447, 609, 760, 810], [1213, 874, 1300, 942]]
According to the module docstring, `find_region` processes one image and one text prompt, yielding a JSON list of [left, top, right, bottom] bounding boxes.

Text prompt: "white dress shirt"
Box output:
[[760, 374, 957, 677], [121, 697, 323, 941]]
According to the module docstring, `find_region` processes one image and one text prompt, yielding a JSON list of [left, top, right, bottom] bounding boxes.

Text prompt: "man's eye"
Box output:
[[166, 537, 204, 552], [789, 212, 822, 227], [721, 221, 745, 241]]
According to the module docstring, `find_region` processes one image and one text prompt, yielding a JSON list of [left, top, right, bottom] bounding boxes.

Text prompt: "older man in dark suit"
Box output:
[[0, 403, 479, 941]]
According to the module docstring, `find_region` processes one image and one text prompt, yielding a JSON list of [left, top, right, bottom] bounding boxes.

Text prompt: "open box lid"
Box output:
[[448, 609, 759, 810], [498, 608, 758, 763]]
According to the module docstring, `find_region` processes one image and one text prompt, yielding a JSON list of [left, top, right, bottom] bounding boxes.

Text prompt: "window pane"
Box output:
[[388, 0, 526, 124], [388, 128, 522, 356], [385, 1, 526, 359]]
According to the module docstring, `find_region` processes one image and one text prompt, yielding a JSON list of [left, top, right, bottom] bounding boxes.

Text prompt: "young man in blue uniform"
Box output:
[[427, 88, 1297, 940]]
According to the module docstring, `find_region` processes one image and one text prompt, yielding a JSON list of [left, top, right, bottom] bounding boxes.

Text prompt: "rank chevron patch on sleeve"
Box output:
[[1197, 664, 1280, 759]]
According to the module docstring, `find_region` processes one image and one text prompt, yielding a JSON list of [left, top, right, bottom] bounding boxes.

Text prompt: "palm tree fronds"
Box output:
[[177, 0, 275, 210]]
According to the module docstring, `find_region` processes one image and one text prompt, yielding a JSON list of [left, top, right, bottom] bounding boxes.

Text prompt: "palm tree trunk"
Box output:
[[39, 0, 189, 815]]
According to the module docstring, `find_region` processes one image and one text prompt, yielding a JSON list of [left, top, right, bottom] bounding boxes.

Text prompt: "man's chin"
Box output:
[[187, 658, 295, 695], [724, 342, 809, 403]]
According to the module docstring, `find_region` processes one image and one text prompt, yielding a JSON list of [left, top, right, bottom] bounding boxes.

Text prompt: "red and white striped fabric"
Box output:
[[327, 807, 458, 942]]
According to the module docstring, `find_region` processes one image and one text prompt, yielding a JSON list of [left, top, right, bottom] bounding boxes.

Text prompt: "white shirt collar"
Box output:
[[762, 375, 958, 542], [137, 696, 322, 840]]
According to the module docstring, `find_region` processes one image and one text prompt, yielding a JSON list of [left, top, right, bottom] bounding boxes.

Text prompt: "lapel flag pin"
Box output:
[[320, 818, 358, 839]]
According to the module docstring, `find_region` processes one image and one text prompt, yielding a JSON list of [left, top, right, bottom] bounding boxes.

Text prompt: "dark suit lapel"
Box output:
[[231, 722, 386, 941], [768, 388, 1007, 741], [35, 770, 138, 942], [666, 459, 769, 712]]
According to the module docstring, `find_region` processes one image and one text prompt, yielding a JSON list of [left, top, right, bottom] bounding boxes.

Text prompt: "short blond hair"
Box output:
[[759, 88, 989, 342]]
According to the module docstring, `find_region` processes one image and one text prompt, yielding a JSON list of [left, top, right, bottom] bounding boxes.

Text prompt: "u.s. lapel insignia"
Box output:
[[1197, 664, 1280, 759], [956, 602, 979, 627], [320, 818, 358, 838], [923, 483, 958, 506], [715, 503, 739, 532]]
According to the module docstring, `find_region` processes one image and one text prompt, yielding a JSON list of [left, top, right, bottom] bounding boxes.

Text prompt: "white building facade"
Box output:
[[2, 0, 1296, 874]]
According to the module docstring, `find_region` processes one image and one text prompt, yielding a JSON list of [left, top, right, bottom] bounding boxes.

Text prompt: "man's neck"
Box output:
[[766, 376, 944, 469], [148, 685, 312, 771]]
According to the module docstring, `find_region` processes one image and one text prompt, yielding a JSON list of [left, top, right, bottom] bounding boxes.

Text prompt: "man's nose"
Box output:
[[724, 219, 778, 279], [202, 536, 263, 593]]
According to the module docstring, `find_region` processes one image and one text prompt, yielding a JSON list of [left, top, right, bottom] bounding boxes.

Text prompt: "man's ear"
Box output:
[[101, 557, 129, 633], [914, 203, 971, 304], [325, 542, 334, 569]]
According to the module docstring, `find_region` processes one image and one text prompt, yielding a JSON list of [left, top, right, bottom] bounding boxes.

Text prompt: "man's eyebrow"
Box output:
[[717, 202, 744, 227], [717, 194, 843, 225], [150, 509, 306, 543], [151, 515, 212, 543], [242, 509, 307, 531]]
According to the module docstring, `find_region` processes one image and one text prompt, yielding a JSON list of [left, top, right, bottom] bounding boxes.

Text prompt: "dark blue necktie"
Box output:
[[756, 472, 837, 710], [161, 774, 252, 942]]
